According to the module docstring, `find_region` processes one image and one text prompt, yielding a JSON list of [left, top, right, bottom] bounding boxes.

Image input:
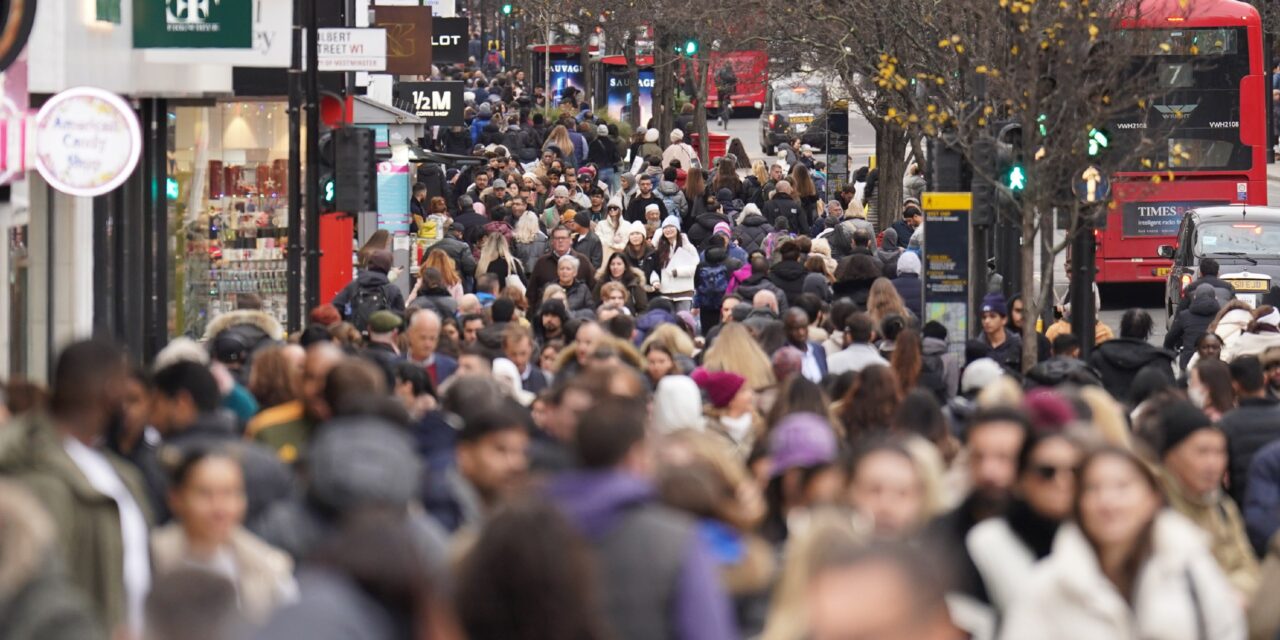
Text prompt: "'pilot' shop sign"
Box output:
[[34, 88, 143, 198], [134, 0, 253, 48]]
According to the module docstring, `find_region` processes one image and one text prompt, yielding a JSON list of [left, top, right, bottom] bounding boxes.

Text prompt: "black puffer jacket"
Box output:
[[689, 211, 734, 250], [1024, 356, 1104, 388], [734, 211, 773, 254], [1164, 292, 1220, 368], [1087, 338, 1175, 403], [768, 260, 809, 308], [1221, 397, 1280, 506], [735, 273, 789, 310]]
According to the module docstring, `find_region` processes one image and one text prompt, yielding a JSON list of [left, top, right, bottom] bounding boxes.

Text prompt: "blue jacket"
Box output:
[[891, 273, 923, 320], [1245, 438, 1280, 556], [547, 471, 737, 640], [469, 116, 491, 145]]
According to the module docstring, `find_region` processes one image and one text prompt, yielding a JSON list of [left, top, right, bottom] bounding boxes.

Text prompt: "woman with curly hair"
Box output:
[[594, 252, 649, 313]]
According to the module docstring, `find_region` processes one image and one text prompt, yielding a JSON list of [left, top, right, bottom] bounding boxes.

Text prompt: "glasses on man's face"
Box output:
[[553, 234, 571, 242]]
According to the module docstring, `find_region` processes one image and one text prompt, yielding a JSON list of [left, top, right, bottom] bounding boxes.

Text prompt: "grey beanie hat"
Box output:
[[307, 418, 423, 511]]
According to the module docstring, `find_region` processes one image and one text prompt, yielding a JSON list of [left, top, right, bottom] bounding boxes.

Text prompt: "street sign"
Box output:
[[373, 5, 434, 75], [34, 88, 142, 197], [393, 81, 465, 126], [826, 110, 849, 201], [314, 28, 387, 72], [1072, 165, 1111, 204], [922, 192, 971, 357], [431, 18, 469, 64]]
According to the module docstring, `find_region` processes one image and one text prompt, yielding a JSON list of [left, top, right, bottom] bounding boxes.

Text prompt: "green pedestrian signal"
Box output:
[[322, 178, 335, 204], [1087, 128, 1109, 157], [1005, 165, 1026, 192]]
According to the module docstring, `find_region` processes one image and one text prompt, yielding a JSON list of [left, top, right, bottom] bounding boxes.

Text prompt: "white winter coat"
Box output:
[[649, 234, 699, 300], [967, 517, 1038, 614], [1222, 330, 1280, 364], [1000, 511, 1245, 640]]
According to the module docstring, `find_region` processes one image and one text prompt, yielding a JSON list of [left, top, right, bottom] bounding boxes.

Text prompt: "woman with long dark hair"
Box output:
[[1000, 447, 1245, 639], [833, 364, 900, 444], [889, 328, 923, 396], [1189, 358, 1236, 421], [594, 252, 649, 313]]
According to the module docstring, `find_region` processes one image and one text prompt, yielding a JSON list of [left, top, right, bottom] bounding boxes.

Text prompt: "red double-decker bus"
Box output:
[[1095, 0, 1267, 284]]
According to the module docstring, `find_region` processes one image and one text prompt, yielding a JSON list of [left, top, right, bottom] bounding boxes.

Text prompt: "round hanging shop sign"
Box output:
[[34, 87, 142, 197]]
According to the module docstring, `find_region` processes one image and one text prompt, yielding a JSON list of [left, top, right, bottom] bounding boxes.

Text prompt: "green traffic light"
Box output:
[[166, 177, 179, 200], [1087, 128, 1109, 157], [682, 39, 698, 56], [322, 179, 335, 203], [1006, 165, 1026, 191], [501, 3, 512, 14]]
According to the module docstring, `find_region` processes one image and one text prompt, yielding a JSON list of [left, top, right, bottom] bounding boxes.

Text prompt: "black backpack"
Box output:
[[350, 284, 390, 331]]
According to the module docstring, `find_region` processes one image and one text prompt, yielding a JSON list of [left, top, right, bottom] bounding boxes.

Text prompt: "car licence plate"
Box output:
[[1154, 267, 1170, 277], [793, 123, 807, 133], [1230, 279, 1269, 291]]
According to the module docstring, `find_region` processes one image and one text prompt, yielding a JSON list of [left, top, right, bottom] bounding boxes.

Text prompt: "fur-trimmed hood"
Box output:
[[202, 309, 285, 342]]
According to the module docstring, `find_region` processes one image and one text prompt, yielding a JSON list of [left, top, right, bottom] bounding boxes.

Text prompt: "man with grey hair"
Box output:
[[405, 308, 458, 386], [529, 225, 596, 304], [762, 178, 807, 234]]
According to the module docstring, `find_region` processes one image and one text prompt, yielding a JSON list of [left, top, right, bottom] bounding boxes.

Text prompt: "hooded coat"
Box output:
[[546, 471, 737, 640], [766, 259, 808, 306], [999, 512, 1245, 640], [0, 414, 153, 633], [689, 211, 734, 250], [1165, 290, 1221, 368], [1087, 338, 1175, 403], [890, 253, 923, 320], [875, 228, 905, 278], [332, 269, 407, 319], [657, 180, 690, 219], [733, 207, 773, 254]]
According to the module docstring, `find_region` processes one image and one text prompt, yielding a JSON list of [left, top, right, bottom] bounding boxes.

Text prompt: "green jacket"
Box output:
[[0, 414, 152, 633]]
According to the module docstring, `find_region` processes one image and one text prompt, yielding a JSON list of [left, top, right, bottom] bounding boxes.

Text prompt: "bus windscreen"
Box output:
[[1110, 27, 1251, 172]]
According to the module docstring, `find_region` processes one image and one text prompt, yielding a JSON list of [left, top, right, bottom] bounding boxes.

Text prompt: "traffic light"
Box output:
[[332, 126, 378, 213], [317, 129, 337, 213], [501, 2, 512, 14], [995, 122, 1024, 193], [1086, 127, 1109, 157], [970, 138, 996, 226], [678, 38, 698, 57]]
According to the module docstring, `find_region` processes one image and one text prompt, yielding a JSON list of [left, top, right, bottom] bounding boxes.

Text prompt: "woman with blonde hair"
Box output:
[[420, 249, 463, 301], [702, 323, 775, 390], [512, 210, 548, 273], [642, 323, 699, 374], [543, 125, 576, 168], [476, 232, 525, 286], [866, 277, 912, 327]]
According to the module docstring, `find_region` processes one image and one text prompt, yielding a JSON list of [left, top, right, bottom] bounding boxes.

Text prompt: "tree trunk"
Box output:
[[692, 52, 710, 167], [875, 126, 907, 233], [654, 44, 676, 142], [579, 40, 594, 110], [1019, 203, 1039, 371]]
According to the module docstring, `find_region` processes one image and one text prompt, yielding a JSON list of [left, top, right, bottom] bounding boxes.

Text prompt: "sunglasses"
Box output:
[[1031, 464, 1075, 481]]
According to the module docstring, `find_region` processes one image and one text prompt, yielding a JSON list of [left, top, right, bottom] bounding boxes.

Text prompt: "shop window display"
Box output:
[[168, 103, 292, 338]]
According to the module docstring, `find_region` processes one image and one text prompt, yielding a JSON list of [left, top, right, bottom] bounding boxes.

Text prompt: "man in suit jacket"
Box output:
[[785, 307, 828, 383]]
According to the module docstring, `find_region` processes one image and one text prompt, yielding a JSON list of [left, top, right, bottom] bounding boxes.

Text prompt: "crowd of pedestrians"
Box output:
[[9, 59, 1280, 640]]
